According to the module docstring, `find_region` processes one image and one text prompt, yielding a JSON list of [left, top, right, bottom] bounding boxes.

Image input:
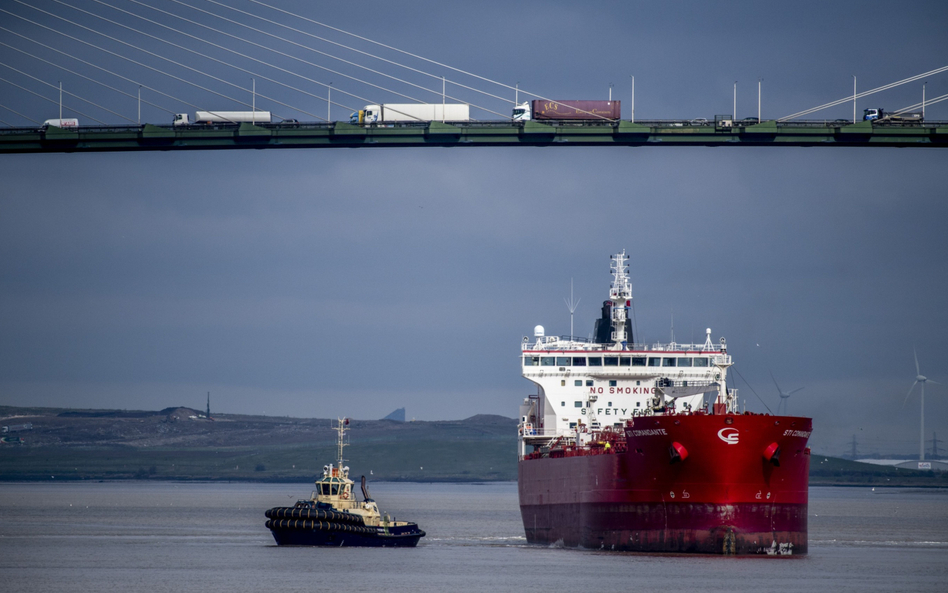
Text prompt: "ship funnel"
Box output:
[[361, 475, 374, 502]]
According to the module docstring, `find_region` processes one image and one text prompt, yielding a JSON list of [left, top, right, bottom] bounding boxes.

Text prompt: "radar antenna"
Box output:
[[564, 278, 580, 341]]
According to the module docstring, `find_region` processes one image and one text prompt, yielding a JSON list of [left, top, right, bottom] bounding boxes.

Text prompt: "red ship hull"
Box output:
[[518, 414, 811, 555]]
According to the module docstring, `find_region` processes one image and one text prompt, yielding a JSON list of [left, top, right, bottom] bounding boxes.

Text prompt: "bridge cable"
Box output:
[[129, 0, 494, 121], [244, 0, 614, 121], [50, 0, 330, 122], [0, 25, 232, 123], [0, 74, 108, 125], [69, 0, 416, 121], [6, 3, 287, 124], [0, 60, 136, 123], [0, 40, 176, 119], [779, 65, 948, 121], [150, 0, 508, 120], [86, 0, 372, 119], [0, 101, 42, 125], [897, 92, 948, 113], [199, 0, 513, 115]]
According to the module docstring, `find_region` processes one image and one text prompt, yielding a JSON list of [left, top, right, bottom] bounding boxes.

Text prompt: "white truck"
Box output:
[[42, 118, 79, 128], [173, 111, 272, 126], [863, 108, 923, 124], [349, 103, 470, 125]]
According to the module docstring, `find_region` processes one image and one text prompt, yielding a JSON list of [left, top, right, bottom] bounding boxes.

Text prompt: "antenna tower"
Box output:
[[850, 434, 858, 459], [564, 279, 580, 340]]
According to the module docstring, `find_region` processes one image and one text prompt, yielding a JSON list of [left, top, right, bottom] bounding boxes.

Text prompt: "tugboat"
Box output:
[[265, 418, 426, 547]]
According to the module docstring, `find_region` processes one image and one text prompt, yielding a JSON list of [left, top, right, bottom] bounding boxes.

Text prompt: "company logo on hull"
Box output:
[[717, 427, 739, 445]]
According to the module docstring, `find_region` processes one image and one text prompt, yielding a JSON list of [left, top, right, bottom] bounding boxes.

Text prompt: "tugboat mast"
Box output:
[[335, 418, 349, 472]]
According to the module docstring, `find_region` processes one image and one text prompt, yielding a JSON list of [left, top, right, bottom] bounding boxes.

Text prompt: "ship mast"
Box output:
[[335, 418, 349, 471], [609, 251, 632, 349]]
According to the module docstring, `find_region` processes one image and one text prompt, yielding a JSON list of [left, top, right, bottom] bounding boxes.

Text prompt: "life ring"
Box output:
[[341, 492, 349, 500]]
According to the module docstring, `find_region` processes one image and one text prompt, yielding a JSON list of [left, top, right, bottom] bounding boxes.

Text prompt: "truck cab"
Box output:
[[349, 105, 381, 125], [173, 113, 191, 126], [863, 108, 883, 121], [512, 102, 532, 121]]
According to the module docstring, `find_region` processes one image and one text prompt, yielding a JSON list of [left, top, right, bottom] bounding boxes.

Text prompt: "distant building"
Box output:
[[382, 408, 406, 422]]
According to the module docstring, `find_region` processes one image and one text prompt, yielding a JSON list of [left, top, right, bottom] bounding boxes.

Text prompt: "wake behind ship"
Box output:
[[517, 251, 811, 555]]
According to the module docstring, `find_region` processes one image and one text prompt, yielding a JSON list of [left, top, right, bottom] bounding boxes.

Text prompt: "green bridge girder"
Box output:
[[2, 119, 947, 154]]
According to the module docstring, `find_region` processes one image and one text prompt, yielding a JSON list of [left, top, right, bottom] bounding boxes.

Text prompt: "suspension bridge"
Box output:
[[1, 0, 947, 154]]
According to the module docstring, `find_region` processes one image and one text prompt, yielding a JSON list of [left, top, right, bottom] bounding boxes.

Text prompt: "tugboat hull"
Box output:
[[266, 519, 425, 547]]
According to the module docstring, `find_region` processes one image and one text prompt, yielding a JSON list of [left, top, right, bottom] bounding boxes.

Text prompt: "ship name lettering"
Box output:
[[782, 430, 811, 438], [630, 428, 667, 436]]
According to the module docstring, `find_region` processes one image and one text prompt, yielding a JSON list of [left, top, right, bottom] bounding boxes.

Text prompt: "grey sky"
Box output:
[[1, 1, 947, 456]]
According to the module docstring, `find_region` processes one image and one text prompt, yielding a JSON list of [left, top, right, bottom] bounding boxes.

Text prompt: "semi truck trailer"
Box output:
[[349, 103, 470, 125], [173, 111, 272, 126], [512, 100, 621, 121], [863, 108, 923, 124]]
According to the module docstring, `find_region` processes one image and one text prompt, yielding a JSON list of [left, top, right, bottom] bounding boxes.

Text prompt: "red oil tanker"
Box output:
[[517, 251, 811, 555]]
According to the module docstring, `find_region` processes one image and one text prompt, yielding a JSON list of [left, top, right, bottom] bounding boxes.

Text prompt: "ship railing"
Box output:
[[522, 338, 726, 353], [519, 426, 573, 439]]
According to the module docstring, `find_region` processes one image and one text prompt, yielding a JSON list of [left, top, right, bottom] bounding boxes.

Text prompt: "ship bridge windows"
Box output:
[[632, 357, 647, 366], [573, 357, 587, 366], [648, 357, 662, 367], [677, 357, 693, 367], [319, 483, 342, 496], [604, 356, 619, 366], [541, 357, 555, 366], [556, 357, 571, 366], [523, 356, 539, 366], [620, 357, 631, 366], [662, 357, 677, 367], [588, 357, 603, 366], [693, 357, 709, 367]]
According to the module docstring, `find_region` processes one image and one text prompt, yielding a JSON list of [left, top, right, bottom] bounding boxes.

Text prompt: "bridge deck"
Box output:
[[2, 119, 946, 153]]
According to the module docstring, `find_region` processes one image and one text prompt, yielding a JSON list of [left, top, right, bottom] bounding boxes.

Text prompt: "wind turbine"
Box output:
[[771, 372, 803, 416], [904, 348, 941, 461]]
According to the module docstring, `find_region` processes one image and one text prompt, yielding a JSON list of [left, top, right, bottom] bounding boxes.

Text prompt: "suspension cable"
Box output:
[[0, 74, 108, 124], [0, 41, 173, 118], [0, 60, 136, 123], [157, 0, 506, 118], [7, 2, 271, 121], [244, 0, 611, 120], [0, 25, 229, 123], [897, 92, 948, 113], [50, 0, 325, 121], [779, 65, 948, 120], [0, 101, 42, 125], [201, 0, 513, 112]]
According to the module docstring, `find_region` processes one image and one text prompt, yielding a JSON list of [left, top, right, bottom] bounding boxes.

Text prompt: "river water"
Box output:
[[1, 482, 945, 592]]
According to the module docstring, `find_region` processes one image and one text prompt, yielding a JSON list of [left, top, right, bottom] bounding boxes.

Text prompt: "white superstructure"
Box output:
[[518, 250, 737, 456]]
